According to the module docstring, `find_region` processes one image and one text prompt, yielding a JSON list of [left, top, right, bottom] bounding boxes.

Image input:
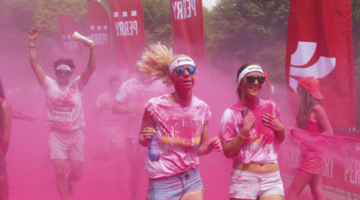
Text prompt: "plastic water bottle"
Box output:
[[148, 126, 160, 162]]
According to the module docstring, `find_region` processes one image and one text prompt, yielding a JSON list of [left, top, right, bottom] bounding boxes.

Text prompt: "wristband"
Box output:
[[237, 133, 247, 141], [207, 143, 213, 152], [29, 46, 36, 48]]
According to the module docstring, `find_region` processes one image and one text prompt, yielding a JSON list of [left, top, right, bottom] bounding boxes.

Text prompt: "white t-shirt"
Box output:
[[42, 76, 85, 130], [95, 92, 122, 124], [145, 94, 211, 179], [115, 78, 166, 138]]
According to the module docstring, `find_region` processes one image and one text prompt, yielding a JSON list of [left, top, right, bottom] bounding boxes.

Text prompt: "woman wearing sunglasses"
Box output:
[[137, 43, 222, 200], [219, 62, 286, 200], [28, 28, 96, 200]]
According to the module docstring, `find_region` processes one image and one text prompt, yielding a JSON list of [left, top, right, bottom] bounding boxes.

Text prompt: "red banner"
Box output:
[[285, 0, 355, 128], [87, 0, 111, 66], [58, 13, 82, 55], [169, 0, 206, 67], [109, 0, 145, 72]]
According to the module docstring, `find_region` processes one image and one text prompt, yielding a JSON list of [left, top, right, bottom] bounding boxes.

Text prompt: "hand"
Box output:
[[241, 111, 255, 132], [83, 36, 95, 49], [140, 126, 157, 140], [262, 113, 284, 133], [29, 28, 40, 42], [208, 137, 222, 152]]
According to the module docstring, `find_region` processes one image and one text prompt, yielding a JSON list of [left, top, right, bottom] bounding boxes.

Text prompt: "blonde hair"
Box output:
[[296, 86, 321, 129], [137, 42, 190, 87]]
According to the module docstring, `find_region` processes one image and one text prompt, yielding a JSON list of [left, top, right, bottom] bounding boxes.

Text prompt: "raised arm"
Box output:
[[313, 104, 333, 135], [29, 28, 46, 84], [2, 101, 12, 156], [80, 37, 96, 85]]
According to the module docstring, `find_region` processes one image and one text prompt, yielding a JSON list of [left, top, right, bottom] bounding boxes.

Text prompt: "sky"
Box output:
[[203, 0, 216, 10]]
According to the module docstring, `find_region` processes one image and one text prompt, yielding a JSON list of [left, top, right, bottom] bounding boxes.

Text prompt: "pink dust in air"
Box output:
[[1, 33, 356, 200]]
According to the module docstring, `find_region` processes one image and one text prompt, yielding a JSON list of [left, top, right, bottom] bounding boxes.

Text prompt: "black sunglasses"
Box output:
[[56, 70, 72, 75], [245, 76, 266, 84], [175, 66, 196, 76]]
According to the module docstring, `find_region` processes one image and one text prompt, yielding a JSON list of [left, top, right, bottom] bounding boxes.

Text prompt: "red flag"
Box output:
[[109, 0, 145, 72], [58, 13, 82, 55], [285, 0, 354, 128], [170, 0, 206, 67], [87, 0, 112, 66]]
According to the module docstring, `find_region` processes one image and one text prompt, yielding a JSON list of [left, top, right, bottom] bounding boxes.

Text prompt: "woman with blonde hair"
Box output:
[[0, 77, 12, 200], [220, 62, 286, 200], [287, 76, 333, 200], [138, 43, 222, 200]]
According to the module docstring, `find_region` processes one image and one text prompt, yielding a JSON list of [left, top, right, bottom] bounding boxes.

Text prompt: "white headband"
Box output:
[[169, 57, 195, 74], [237, 65, 263, 84], [56, 64, 72, 72]]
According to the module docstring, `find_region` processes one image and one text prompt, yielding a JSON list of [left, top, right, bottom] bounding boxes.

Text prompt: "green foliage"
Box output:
[[141, 0, 173, 46], [34, 0, 87, 38], [205, 0, 289, 76]]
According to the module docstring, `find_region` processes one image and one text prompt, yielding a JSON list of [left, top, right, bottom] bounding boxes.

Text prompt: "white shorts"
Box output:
[[229, 169, 284, 199], [49, 128, 84, 161]]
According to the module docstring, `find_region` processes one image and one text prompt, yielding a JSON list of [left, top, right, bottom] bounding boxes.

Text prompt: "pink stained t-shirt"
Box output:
[[219, 99, 281, 164], [42, 76, 85, 130], [145, 94, 211, 179]]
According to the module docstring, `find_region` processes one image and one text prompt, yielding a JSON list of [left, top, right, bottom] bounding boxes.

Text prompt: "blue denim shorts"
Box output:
[[147, 167, 203, 200]]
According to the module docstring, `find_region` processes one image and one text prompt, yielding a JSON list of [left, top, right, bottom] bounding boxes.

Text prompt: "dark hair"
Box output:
[[109, 75, 121, 85], [0, 77, 5, 135], [236, 62, 260, 100], [53, 58, 76, 71]]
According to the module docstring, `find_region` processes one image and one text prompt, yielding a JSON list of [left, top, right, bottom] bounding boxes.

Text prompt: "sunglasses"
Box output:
[[243, 76, 266, 84], [175, 66, 196, 76], [56, 70, 72, 75]]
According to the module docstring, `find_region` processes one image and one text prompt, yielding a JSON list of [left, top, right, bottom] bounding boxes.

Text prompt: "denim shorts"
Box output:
[[229, 169, 284, 199], [0, 155, 6, 176], [147, 167, 203, 200]]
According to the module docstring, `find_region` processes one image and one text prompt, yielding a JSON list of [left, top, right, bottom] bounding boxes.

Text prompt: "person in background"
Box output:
[[93, 75, 124, 186], [137, 43, 222, 200], [28, 28, 96, 200], [0, 78, 12, 200], [220, 62, 286, 200], [112, 67, 167, 200], [287, 76, 333, 200]]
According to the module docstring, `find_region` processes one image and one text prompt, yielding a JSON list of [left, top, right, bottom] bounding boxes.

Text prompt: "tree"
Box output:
[[141, 0, 173, 46]]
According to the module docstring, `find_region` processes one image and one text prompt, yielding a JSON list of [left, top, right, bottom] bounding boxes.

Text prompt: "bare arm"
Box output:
[[313, 104, 333, 135], [222, 112, 255, 158], [12, 110, 38, 121], [112, 100, 136, 115], [138, 109, 156, 147], [29, 28, 46, 84], [80, 37, 96, 85], [2, 101, 12, 156], [197, 123, 221, 156]]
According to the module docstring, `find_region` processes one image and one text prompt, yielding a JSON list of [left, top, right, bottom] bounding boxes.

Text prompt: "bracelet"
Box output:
[[237, 133, 247, 141], [207, 143, 213, 152], [29, 46, 36, 48]]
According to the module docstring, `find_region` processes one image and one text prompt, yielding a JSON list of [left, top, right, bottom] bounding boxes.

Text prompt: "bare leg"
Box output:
[[0, 173, 9, 200], [181, 190, 204, 200], [260, 194, 285, 200], [309, 171, 324, 200], [287, 169, 313, 200], [67, 159, 83, 182], [53, 159, 68, 200], [114, 146, 124, 184]]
